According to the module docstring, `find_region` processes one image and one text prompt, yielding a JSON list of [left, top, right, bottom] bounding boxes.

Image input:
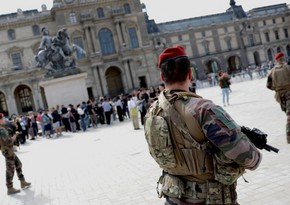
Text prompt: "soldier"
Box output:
[[267, 52, 290, 143], [144, 46, 262, 204], [0, 113, 31, 195]]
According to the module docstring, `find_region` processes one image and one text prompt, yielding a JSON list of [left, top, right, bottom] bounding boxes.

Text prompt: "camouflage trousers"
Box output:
[[165, 197, 205, 205], [1, 149, 24, 188], [286, 98, 290, 143]]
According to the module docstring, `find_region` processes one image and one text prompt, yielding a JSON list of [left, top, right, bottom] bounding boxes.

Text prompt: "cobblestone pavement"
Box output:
[[0, 77, 289, 205]]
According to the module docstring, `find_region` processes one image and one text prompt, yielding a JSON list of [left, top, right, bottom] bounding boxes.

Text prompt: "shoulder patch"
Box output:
[[211, 106, 238, 130]]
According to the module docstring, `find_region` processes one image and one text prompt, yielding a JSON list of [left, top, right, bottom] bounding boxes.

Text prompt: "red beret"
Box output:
[[275, 52, 284, 60], [158, 46, 187, 68]]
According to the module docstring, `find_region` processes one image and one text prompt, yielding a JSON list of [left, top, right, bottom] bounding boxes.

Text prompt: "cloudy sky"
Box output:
[[0, 0, 288, 23]]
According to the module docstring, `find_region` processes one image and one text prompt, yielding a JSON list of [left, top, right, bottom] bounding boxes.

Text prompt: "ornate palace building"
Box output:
[[0, 0, 289, 115]]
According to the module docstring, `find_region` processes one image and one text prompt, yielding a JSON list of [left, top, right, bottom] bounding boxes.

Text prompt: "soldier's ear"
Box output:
[[160, 73, 165, 82], [188, 69, 192, 81]]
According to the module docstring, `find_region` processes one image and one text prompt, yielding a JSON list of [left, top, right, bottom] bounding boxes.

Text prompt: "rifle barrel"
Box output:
[[264, 144, 279, 153]]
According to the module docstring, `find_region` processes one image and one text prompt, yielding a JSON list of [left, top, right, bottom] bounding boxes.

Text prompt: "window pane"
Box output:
[[124, 4, 131, 14], [128, 27, 139, 48], [11, 53, 22, 69], [99, 28, 116, 55], [32, 25, 40, 36], [73, 37, 86, 59]]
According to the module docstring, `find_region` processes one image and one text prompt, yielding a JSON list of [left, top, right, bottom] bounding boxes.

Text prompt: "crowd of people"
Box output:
[[3, 85, 181, 146]]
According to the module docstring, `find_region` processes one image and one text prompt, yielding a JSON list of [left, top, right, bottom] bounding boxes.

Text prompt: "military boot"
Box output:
[[7, 187, 20, 195], [20, 180, 31, 189]]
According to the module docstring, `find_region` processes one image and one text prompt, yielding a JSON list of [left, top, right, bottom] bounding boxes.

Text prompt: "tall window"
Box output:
[[124, 3, 131, 14], [267, 49, 273, 61], [32, 25, 40, 36], [202, 42, 209, 55], [201, 31, 206, 37], [226, 40, 232, 51], [284, 29, 289, 38], [263, 20, 266, 26], [97, 7, 104, 18], [178, 35, 182, 41], [69, 12, 77, 23], [265, 32, 270, 42], [224, 27, 228, 33], [277, 47, 281, 53], [128, 27, 139, 48], [274, 30, 280, 40], [99, 28, 116, 55], [8, 29, 16, 40], [272, 19, 276, 24], [73, 37, 86, 59], [286, 45, 290, 57], [11, 53, 22, 69], [282, 17, 285, 22], [248, 34, 255, 46]]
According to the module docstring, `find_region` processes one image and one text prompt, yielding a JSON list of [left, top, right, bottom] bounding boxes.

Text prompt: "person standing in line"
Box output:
[[127, 94, 140, 130], [36, 110, 45, 137], [67, 108, 77, 132], [144, 45, 262, 205], [87, 100, 98, 128], [115, 96, 124, 122], [42, 109, 52, 138], [51, 107, 63, 137], [267, 52, 290, 143], [77, 104, 87, 131], [0, 113, 31, 195], [218, 70, 231, 107], [102, 98, 112, 125]]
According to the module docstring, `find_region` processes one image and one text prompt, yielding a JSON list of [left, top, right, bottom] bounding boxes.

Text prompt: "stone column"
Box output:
[[115, 21, 123, 48], [84, 26, 94, 54], [3, 85, 18, 115]]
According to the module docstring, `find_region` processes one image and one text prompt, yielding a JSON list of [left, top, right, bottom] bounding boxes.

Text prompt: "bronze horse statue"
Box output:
[[35, 28, 86, 72]]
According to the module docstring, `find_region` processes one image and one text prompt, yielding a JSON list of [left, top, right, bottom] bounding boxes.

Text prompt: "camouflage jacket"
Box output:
[[171, 90, 261, 169], [0, 123, 15, 150], [267, 63, 290, 91]]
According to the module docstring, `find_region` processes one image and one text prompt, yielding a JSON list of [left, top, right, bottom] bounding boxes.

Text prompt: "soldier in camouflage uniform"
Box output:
[[267, 52, 290, 143], [0, 113, 31, 195], [144, 46, 262, 204]]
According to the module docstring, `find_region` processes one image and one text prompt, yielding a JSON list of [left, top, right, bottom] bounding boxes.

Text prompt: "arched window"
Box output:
[[124, 3, 131, 14], [18, 87, 33, 113], [32, 25, 41, 36], [128, 27, 139, 48], [277, 47, 282, 53], [99, 28, 116, 55], [8, 29, 16, 40], [97, 7, 104, 18]]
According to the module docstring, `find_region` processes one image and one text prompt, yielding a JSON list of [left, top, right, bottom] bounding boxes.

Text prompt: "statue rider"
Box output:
[[36, 27, 67, 67]]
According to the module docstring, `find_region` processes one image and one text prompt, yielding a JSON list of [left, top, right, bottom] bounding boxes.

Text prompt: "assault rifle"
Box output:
[[241, 126, 279, 153]]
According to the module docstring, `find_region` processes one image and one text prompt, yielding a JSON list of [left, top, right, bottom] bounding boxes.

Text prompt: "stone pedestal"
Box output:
[[39, 72, 88, 108]]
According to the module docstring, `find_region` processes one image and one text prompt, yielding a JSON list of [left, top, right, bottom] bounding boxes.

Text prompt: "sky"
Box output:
[[0, 0, 288, 23]]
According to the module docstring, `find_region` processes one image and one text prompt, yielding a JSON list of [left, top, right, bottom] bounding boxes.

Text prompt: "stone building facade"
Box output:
[[0, 0, 289, 116]]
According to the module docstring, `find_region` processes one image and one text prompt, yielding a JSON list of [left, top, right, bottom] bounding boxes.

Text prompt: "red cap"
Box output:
[[275, 52, 284, 60], [158, 45, 187, 68]]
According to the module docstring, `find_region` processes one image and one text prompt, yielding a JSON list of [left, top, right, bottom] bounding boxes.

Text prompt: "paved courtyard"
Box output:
[[0, 77, 289, 205]]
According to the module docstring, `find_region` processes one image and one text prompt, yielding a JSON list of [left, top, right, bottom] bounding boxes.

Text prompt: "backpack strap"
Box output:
[[169, 92, 208, 150]]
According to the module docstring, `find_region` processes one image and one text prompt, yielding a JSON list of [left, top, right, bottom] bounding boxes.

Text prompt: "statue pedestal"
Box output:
[[39, 72, 88, 108]]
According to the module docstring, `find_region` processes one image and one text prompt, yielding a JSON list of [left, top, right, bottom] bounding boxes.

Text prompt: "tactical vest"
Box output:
[[0, 124, 14, 151], [144, 91, 214, 182], [271, 64, 290, 91]]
